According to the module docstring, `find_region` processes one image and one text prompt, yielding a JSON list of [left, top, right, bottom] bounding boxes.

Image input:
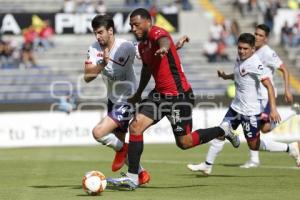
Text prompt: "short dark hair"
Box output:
[[238, 33, 255, 47], [256, 24, 270, 37], [130, 8, 151, 20], [91, 14, 115, 33]]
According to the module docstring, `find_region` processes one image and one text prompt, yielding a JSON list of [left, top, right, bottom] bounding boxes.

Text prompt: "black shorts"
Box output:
[[138, 89, 195, 137]]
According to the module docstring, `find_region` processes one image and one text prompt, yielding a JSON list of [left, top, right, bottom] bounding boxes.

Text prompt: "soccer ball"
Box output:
[[82, 171, 107, 195]]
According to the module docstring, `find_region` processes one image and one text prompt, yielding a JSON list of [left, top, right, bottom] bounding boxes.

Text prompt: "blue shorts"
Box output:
[[221, 107, 262, 140], [107, 99, 133, 133]]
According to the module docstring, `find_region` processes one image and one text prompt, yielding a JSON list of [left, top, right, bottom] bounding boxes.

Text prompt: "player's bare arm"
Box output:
[[154, 37, 170, 58], [128, 64, 151, 104], [175, 35, 190, 50], [217, 70, 234, 80], [278, 64, 293, 104], [84, 48, 109, 83], [262, 78, 281, 123]]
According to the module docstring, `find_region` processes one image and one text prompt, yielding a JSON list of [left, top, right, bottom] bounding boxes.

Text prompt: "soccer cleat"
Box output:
[[106, 175, 138, 190], [221, 125, 240, 148], [240, 161, 260, 168], [112, 143, 128, 172], [291, 103, 300, 114], [138, 170, 150, 185], [288, 142, 300, 167], [187, 162, 212, 175]]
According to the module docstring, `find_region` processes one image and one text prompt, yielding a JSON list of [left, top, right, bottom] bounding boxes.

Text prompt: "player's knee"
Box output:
[[260, 126, 270, 133], [92, 126, 102, 141], [176, 137, 192, 150], [129, 121, 142, 134]]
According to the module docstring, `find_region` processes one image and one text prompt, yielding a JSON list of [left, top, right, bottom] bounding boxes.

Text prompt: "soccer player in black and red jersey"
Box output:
[[107, 8, 239, 189]]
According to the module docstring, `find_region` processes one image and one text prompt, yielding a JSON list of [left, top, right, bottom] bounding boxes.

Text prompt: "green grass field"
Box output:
[[0, 143, 299, 200]]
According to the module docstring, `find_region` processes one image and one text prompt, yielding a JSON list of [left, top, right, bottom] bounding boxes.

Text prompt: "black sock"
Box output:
[[195, 126, 225, 144], [128, 135, 144, 174]]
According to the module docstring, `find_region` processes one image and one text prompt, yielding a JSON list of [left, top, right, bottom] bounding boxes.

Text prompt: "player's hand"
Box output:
[[154, 47, 168, 58], [176, 35, 190, 49], [127, 93, 142, 104], [217, 70, 226, 79], [102, 48, 110, 65], [284, 90, 293, 104], [269, 109, 281, 124]]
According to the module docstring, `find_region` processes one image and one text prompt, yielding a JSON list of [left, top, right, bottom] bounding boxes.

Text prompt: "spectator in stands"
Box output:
[[63, 0, 75, 13], [58, 92, 76, 115], [0, 39, 20, 69], [281, 21, 294, 47], [292, 22, 300, 46], [38, 20, 54, 51], [96, 0, 107, 14], [230, 19, 240, 44], [263, 0, 280, 33], [236, 0, 249, 17], [202, 38, 218, 63], [21, 26, 38, 68], [222, 19, 236, 46], [209, 19, 223, 42]]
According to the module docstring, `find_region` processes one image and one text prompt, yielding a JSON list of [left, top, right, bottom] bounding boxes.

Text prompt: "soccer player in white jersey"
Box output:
[[84, 14, 150, 185], [187, 33, 300, 175], [240, 24, 299, 168]]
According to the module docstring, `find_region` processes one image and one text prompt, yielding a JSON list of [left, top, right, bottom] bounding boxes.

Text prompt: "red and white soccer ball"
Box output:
[[82, 171, 107, 196]]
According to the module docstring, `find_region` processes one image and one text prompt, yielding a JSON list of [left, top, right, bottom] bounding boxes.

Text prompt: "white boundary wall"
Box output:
[[0, 107, 299, 148]]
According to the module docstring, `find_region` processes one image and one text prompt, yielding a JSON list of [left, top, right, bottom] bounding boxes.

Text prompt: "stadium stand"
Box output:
[[0, 0, 299, 110]]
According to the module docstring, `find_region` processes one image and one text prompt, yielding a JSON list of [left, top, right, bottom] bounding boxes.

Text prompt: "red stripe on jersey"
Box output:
[[138, 26, 191, 96]]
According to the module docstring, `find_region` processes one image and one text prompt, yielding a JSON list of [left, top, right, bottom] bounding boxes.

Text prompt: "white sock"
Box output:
[[249, 150, 260, 163], [206, 139, 226, 165], [259, 139, 288, 152], [270, 113, 296, 131], [97, 133, 123, 151], [126, 172, 139, 185], [125, 157, 144, 174]]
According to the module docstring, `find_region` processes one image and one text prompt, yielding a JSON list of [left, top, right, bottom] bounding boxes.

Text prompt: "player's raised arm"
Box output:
[[84, 48, 109, 83], [278, 64, 293, 104], [175, 35, 190, 50], [217, 69, 234, 80], [262, 78, 281, 123], [154, 37, 170, 58]]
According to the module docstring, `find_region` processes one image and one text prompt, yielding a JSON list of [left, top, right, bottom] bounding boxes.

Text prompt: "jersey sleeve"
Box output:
[[265, 49, 283, 70], [85, 46, 97, 65], [246, 59, 270, 81]]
